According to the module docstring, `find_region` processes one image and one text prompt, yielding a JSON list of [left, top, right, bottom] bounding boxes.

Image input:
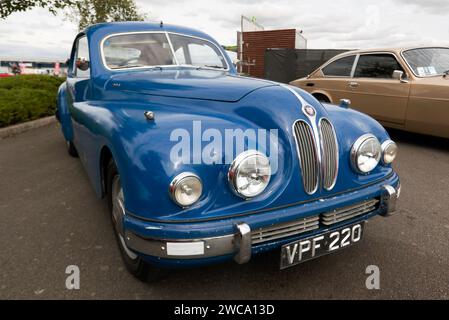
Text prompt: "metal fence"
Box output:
[[264, 48, 349, 83]]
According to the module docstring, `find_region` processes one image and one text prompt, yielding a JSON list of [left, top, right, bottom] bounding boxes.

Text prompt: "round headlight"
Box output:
[[228, 150, 271, 199], [381, 140, 398, 164], [169, 172, 202, 207], [351, 134, 381, 174]]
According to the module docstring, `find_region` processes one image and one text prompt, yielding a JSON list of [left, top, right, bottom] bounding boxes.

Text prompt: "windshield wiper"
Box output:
[[113, 64, 143, 69], [113, 65, 163, 70], [203, 65, 225, 69], [178, 64, 225, 70]]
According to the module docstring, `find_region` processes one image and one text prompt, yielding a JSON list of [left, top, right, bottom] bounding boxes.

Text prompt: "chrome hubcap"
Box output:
[[111, 175, 138, 260]]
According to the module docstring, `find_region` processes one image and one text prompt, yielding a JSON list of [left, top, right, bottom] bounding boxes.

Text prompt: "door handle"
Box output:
[[348, 81, 359, 88]]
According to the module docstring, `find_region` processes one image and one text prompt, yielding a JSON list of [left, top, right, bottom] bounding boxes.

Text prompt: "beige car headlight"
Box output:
[[381, 140, 398, 164], [169, 172, 203, 207], [351, 134, 381, 174], [228, 150, 271, 199]]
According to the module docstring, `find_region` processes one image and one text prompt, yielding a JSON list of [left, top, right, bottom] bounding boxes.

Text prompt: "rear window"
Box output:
[[322, 55, 355, 77]]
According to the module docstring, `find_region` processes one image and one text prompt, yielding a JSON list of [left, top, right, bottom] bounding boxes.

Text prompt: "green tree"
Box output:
[[0, 0, 146, 30], [0, 0, 73, 18], [68, 0, 145, 30]]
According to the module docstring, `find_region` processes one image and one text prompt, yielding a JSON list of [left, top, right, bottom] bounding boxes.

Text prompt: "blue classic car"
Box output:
[[56, 22, 400, 281]]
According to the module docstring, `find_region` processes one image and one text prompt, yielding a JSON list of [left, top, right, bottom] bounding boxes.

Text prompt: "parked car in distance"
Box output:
[[56, 22, 400, 281], [290, 47, 449, 139]]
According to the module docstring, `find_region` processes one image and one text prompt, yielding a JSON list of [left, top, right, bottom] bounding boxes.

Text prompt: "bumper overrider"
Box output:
[[123, 174, 400, 266]]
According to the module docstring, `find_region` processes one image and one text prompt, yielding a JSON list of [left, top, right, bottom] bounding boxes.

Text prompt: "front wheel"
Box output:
[[106, 160, 166, 282], [66, 140, 78, 157]]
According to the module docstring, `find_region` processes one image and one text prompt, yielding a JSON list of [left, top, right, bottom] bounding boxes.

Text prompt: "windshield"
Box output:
[[102, 32, 228, 70], [402, 48, 449, 77]]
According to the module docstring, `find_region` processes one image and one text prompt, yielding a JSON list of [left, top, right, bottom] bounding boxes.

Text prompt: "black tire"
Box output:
[[106, 159, 167, 282], [66, 140, 78, 157]]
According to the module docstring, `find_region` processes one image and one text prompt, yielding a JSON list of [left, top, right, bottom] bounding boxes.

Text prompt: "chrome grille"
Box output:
[[251, 215, 319, 245], [293, 120, 319, 194], [321, 199, 379, 226], [320, 118, 339, 190]]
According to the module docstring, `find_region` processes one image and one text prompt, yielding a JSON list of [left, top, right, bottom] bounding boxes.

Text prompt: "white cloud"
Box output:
[[0, 8, 77, 60], [0, 0, 448, 60]]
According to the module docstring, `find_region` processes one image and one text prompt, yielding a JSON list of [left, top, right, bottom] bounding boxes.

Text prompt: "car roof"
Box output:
[[332, 46, 449, 58], [83, 21, 218, 44]]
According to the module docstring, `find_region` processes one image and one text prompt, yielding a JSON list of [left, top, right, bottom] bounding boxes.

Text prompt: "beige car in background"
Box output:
[[290, 47, 449, 139]]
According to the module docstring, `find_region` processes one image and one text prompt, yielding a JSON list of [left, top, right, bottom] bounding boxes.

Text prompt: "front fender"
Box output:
[[91, 86, 395, 223], [57, 82, 74, 141], [91, 96, 292, 223]]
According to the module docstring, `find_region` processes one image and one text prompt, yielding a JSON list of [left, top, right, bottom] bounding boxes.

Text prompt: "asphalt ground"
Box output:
[[0, 123, 448, 299]]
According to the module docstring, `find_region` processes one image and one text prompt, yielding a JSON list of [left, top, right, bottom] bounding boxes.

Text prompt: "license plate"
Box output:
[[280, 222, 365, 269]]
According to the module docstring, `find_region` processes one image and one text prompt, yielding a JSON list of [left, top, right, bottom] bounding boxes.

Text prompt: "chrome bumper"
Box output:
[[124, 221, 252, 264], [125, 183, 400, 263], [379, 183, 401, 217]]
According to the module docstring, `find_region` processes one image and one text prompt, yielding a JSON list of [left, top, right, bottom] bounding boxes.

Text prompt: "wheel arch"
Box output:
[[100, 145, 114, 198], [57, 82, 74, 141], [311, 91, 332, 103]]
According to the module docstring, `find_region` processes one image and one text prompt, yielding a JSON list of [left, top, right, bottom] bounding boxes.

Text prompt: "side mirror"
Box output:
[[392, 70, 407, 82], [339, 99, 351, 109], [76, 58, 90, 71], [233, 59, 241, 67]]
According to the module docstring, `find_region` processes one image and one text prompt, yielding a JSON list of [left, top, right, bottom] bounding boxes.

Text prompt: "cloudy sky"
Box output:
[[0, 0, 448, 60]]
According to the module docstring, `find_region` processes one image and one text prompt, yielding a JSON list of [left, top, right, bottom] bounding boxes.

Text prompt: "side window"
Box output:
[[322, 56, 355, 77], [169, 34, 227, 69], [187, 43, 223, 67], [354, 54, 403, 79], [175, 46, 187, 65], [75, 36, 90, 78]]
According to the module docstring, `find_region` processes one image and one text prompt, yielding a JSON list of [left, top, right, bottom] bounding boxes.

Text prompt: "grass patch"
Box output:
[[0, 75, 65, 128]]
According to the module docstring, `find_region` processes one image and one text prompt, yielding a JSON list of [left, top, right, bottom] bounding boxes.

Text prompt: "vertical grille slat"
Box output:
[[320, 118, 339, 190], [293, 120, 319, 194], [293, 117, 338, 194]]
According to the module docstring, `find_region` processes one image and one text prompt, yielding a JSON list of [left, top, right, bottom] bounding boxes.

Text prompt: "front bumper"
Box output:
[[124, 174, 400, 267], [125, 221, 252, 264]]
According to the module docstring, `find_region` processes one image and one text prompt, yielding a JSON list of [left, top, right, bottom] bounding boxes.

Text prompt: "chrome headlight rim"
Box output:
[[228, 150, 271, 200], [169, 172, 203, 208], [381, 139, 398, 165], [350, 134, 381, 174]]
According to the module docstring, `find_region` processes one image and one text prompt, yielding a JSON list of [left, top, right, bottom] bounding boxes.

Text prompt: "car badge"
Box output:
[[304, 105, 316, 117]]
